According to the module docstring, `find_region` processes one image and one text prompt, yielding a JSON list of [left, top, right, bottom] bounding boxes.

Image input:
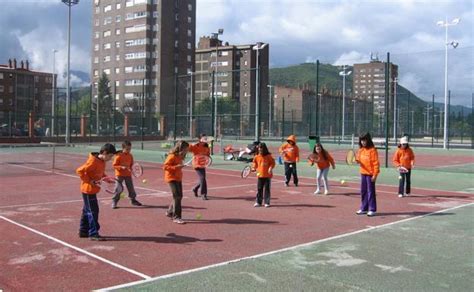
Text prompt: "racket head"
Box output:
[[345, 150, 356, 165], [131, 162, 143, 178], [241, 165, 252, 178], [307, 153, 319, 164], [101, 177, 123, 194], [398, 166, 409, 173], [187, 155, 212, 168]]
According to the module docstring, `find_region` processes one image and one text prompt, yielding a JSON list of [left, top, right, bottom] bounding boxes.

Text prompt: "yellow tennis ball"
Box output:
[[256, 172, 260, 177], [340, 180, 346, 185], [120, 192, 126, 199], [398, 176, 402, 180], [142, 179, 147, 184], [196, 213, 202, 220]]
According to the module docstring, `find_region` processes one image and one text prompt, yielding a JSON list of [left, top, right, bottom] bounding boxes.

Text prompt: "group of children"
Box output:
[[75, 133, 415, 239]]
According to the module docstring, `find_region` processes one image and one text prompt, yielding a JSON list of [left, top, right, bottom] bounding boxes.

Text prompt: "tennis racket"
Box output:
[[307, 153, 320, 165], [398, 166, 409, 173], [131, 162, 143, 178], [184, 155, 213, 168], [241, 165, 253, 178], [345, 149, 356, 165], [97, 177, 123, 194]]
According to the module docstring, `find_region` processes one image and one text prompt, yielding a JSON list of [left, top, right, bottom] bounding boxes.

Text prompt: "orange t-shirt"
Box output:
[[357, 147, 380, 176], [113, 151, 134, 177], [163, 153, 184, 182], [279, 144, 300, 163], [313, 152, 335, 170], [189, 143, 211, 168], [76, 153, 106, 195], [252, 154, 276, 178], [392, 148, 415, 169]]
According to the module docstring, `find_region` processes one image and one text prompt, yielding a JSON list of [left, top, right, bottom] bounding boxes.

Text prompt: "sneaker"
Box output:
[[78, 232, 88, 238], [112, 201, 118, 209], [367, 211, 376, 217], [264, 204, 270, 208], [405, 193, 410, 197], [173, 218, 186, 224], [202, 195, 208, 200], [324, 190, 329, 195], [192, 189, 198, 197], [294, 183, 298, 187], [356, 210, 367, 215], [284, 182, 289, 187], [131, 199, 142, 206], [165, 211, 173, 218], [89, 235, 106, 241], [398, 194, 404, 198], [314, 189, 321, 194], [253, 203, 261, 207]]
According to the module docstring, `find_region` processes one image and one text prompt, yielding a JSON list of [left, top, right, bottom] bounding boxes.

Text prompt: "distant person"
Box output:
[[252, 143, 275, 207], [279, 135, 300, 187], [189, 134, 211, 200], [111, 140, 142, 209], [238, 141, 260, 159], [355, 133, 380, 217], [393, 136, 415, 198], [310, 143, 336, 195], [76, 143, 117, 241], [163, 140, 189, 224]]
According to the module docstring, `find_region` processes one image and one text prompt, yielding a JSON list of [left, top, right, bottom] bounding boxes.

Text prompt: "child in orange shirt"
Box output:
[[355, 133, 380, 217], [76, 143, 117, 241], [189, 134, 211, 200], [112, 140, 142, 209], [393, 136, 415, 197], [279, 135, 300, 187], [163, 140, 189, 224], [252, 143, 275, 207], [311, 143, 336, 195]]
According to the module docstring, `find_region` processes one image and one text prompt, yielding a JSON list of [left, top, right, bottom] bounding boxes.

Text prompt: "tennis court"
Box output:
[[0, 142, 473, 291]]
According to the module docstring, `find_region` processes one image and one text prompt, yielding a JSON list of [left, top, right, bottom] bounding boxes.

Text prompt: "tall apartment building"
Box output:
[[91, 0, 196, 134], [195, 36, 269, 135], [0, 58, 55, 127], [353, 57, 398, 114]]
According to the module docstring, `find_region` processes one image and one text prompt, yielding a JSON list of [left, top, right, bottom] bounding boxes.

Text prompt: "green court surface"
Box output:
[[108, 203, 474, 291]]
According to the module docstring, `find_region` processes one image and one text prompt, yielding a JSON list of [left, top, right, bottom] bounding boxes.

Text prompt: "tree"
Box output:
[[98, 73, 112, 115]]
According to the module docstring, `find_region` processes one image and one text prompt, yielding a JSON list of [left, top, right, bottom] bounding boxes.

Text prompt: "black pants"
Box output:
[[398, 169, 411, 195], [284, 162, 298, 185], [79, 193, 100, 236], [256, 178, 271, 205], [192, 168, 207, 195], [167, 181, 183, 219], [112, 176, 137, 202]]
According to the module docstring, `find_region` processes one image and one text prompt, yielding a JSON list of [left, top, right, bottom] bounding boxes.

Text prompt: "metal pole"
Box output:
[[447, 90, 451, 149], [353, 100, 356, 134], [342, 67, 346, 140], [268, 85, 273, 137], [113, 83, 116, 145], [211, 71, 215, 137], [407, 92, 411, 135], [315, 60, 320, 136], [173, 75, 178, 142], [255, 48, 260, 141], [214, 40, 219, 138], [51, 50, 57, 137], [65, 2, 72, 144], [393, 77, 397, 141], [443, 19, 448, 149], [384, 53, 390, 168], [96, 84, 99, 136], [189, 72, 193, 138], [89, 84, 92, 143], [281, 96, 286, 141], [142, 78, 146, 149], [432, 94, 435, 147]]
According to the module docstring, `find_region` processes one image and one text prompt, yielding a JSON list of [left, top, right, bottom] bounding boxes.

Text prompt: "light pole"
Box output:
[[317, 93, 322, 135], [252, 42, 268, 141], [339, 65, 352, 141], [352, 99, 356, 134], [62, 0, 79, 144], [437, 17, 460, 149], [212, 29, 223, 138], [393, 77, 398, 141], [51, 49, 57, 137], [267, 84, 274, 137], [188, 71, 194, 138]]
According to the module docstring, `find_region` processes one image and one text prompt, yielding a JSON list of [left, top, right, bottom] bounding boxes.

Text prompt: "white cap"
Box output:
[[400, 136, 408, 144]]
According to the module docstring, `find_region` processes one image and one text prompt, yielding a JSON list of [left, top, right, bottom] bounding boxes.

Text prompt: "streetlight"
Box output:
[[188, 70, 194, 138], [317, 93, 322, 135], [252, 42, 268, 141], [339, 65, 352, 141], [437, 17, 460, 149], [62, 0, 79, 144], [51, 49, 57, 137], [392, 77, 398, 141], [211, 28, 224, 138], [267, 84, 274, 137], [352, 99, 356, 134]]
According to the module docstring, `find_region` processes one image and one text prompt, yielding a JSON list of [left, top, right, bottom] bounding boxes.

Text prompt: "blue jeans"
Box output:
[[79, 194, 100, 236]]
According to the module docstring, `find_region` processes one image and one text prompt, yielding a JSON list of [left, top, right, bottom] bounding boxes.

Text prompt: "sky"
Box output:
[[0, 0, 472, 106]]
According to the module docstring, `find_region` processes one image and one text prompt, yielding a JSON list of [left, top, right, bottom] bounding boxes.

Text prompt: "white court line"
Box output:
[[434, 162, 474, 169], [0, 215, 151, 280], [99, 202, 474, 291]]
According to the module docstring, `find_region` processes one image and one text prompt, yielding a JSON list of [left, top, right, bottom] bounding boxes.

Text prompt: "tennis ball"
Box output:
[[398, 176, 402, 180], [120, 192, 126, 199], [196, 213, 202, 220], [340, 180, 346, 185], [256, 172, 260, 177], [142, 179, 147, 184]]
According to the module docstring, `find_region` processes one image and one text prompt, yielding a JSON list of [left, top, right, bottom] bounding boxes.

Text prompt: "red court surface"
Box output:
[[1, 164, 472, 291]]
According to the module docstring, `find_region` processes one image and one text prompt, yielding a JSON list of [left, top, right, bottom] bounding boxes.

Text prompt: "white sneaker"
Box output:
[[405, 193, 410, 197], [356, 210, 367, 215], [398, 194, 404, 198], [314, 189, 321, 194], [264, 204, 270, 208], [324, 190, 329, 195], [253, 203, 261, 207], [367, 211, 376, 217]]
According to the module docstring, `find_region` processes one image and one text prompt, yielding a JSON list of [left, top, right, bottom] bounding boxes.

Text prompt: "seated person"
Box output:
[[238, 141, 260, 160]]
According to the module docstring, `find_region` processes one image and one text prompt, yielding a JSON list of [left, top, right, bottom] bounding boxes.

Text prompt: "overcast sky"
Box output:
[[0, 0, 472, 106]]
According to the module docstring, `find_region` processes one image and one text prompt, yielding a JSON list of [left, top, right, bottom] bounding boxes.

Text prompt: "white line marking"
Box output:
[[0, 215, 151, 280], [98, 202, 474, 291]]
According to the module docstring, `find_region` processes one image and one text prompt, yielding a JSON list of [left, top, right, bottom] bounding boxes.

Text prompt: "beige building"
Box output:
[[91, 0, 196, 134], [353, 58, 398, 114]]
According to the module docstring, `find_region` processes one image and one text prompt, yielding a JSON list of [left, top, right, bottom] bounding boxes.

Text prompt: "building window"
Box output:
[[116, 3, 121, 9], [103, 69, 111, 75], [187, 16, 191, 23], [188, 4, 192, 11], [104, 5, 112, 12], [94, 44, 99, 51], [116, 15, 121, 22], [116, 28, 120, 35], [116, 55, 120, 61], [187, 42, 191, 49], [95, 19, 99, 26], [95, 32, 100, 39], [94, 70, 99, 77], [103, 43, 111, 49], [187, 55, 191, 62], [115, 41, 120, 48], [115, 68, 120, 74], [94, 57, 99, 63], [115, 81, 120, 87], [0, 85, 4, 92], [103, 16, 112, 25], [153, 11, 158, 18], [187, 29, 192, 37], [95, 7, 100, 14], [103, 30, 111, 37], [104, 56, 111, 62]]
